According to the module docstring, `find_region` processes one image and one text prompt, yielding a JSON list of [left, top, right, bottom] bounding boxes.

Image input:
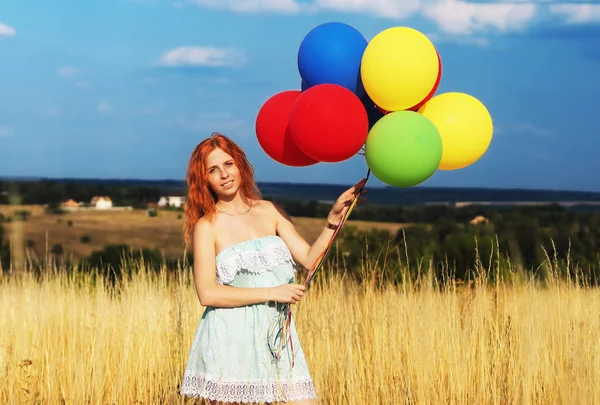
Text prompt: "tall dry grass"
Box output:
[[1, 252, 599, 404]]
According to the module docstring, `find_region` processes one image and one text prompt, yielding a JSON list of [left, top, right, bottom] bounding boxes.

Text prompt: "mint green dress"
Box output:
[[179, 235, 318, 403]]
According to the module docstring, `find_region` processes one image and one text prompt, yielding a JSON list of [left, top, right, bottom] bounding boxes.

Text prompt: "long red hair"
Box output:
[[184, 132, 261, 245]]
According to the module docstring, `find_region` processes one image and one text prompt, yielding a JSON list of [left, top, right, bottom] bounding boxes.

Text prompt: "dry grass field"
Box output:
[[0, 204, 407, 259], [3, 205, 599, 404], [1, 259, 599, 404]]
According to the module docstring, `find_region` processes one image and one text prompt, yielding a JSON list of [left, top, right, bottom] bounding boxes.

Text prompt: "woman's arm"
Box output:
[[271, 204, 333, 270], [273, 178, 367, 270], [192, 218, 305, 308]]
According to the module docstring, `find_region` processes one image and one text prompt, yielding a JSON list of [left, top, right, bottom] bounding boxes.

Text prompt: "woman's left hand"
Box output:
[[327, 178, 368, 226]]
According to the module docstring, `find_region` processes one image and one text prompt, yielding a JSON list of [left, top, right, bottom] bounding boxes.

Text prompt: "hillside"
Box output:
[[0, 205, 406, 259]]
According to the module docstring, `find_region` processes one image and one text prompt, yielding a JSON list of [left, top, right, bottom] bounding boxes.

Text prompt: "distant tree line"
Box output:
[[1, 180, 599, 286], [0, 223, 9, 270], [87, 202, 599, 286], [4, 207, 597, 287], [332, 215, 598, 285], [266, 196, 600, 224], [0, 180, 165, 209], [2, 178, 598, 223]]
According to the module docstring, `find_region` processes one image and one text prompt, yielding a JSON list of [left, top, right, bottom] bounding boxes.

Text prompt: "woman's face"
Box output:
[[205, 147, 241, 198]]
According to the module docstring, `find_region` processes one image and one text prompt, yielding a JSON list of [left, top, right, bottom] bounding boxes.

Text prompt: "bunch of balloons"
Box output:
[[255, 22, 494, 187]]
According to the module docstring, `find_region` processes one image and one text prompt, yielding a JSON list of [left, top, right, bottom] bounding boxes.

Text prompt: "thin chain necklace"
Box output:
[[215, 205, 251, 216]]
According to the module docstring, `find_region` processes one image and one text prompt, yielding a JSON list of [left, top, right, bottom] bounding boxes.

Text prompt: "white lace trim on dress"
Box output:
[[216, 241, 295, 285], [179, 373, 317, 402]]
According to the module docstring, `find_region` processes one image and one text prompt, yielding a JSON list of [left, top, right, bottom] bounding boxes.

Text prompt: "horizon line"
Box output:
[[1, 175, 600, 195]]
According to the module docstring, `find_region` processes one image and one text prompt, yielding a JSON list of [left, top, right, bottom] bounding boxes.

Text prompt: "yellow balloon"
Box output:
[[361, 27, 439, 112], [418, 92, 493, 170]]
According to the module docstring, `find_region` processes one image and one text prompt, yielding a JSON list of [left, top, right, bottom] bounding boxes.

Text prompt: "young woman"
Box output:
[[179, 133, 366, 404]]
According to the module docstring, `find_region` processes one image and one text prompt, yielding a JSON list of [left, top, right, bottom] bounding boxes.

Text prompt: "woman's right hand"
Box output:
[[269, 283, 306, 304]]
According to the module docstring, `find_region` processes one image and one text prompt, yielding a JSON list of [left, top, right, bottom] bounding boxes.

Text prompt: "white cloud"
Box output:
[[496, 123, 554, 138], [57, 66, 91, 90], [549, 4, 600, 24], [174, 0, 600, 38], [426, 31, 489, 47], [0, 126, 13, 138], [422, 0, 537, 35], [189, 0, 420, 17], [57, 66, 80, 80], [189, 0, 300, 14], [513, 123, 554, 138], [0, 22, 16, 37], [312, 0, 420, 19], [98, 101, 113, 114], [185, 0, 549, 36], [159, 46, 247, 67]]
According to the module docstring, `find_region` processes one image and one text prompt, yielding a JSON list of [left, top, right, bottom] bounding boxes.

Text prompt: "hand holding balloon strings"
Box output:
[[327, 177, 368, 226]]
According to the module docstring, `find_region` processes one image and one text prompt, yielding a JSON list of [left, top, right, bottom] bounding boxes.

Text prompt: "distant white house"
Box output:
[[90, 196, 113, 210], [158, 196, 186, 208]]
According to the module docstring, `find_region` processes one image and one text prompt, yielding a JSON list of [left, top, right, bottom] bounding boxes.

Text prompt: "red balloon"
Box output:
[[375, 50, 442, 114], [255, 90, 318, 167], [288, 84, 369, 163]]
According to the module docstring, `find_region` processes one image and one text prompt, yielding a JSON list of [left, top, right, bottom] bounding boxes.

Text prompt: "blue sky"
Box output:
[[1, 0, 599, 192]]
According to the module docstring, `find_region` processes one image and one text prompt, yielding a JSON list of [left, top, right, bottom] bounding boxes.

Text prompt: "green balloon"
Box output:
[[365, 111, 442, 187]]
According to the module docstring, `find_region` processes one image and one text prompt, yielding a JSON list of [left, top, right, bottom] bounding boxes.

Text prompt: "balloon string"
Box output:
[[305, 168, 370, 287], [267, 168, 371, 367]]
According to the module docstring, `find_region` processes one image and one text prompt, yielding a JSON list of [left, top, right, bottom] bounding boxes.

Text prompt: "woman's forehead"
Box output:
[[206, 148, 233, 166]]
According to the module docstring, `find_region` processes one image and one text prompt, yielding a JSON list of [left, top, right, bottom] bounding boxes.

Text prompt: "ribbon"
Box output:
[[268, 170, 371, 368]]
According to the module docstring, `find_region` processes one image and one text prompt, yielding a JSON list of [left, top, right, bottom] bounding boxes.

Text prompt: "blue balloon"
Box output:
[[301, 79, 309, 92], [361, 93, 384, 130], [297, 22, 367, 97]]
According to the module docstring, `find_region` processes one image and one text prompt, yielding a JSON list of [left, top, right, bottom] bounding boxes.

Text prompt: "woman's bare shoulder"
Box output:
[[254, 199, 279, 214], [253, 200, 292, 224], [193, 216, 216, 239]]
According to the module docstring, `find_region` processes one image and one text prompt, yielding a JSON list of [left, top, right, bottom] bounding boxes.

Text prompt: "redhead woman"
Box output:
[[179, 133, 366, 404]]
